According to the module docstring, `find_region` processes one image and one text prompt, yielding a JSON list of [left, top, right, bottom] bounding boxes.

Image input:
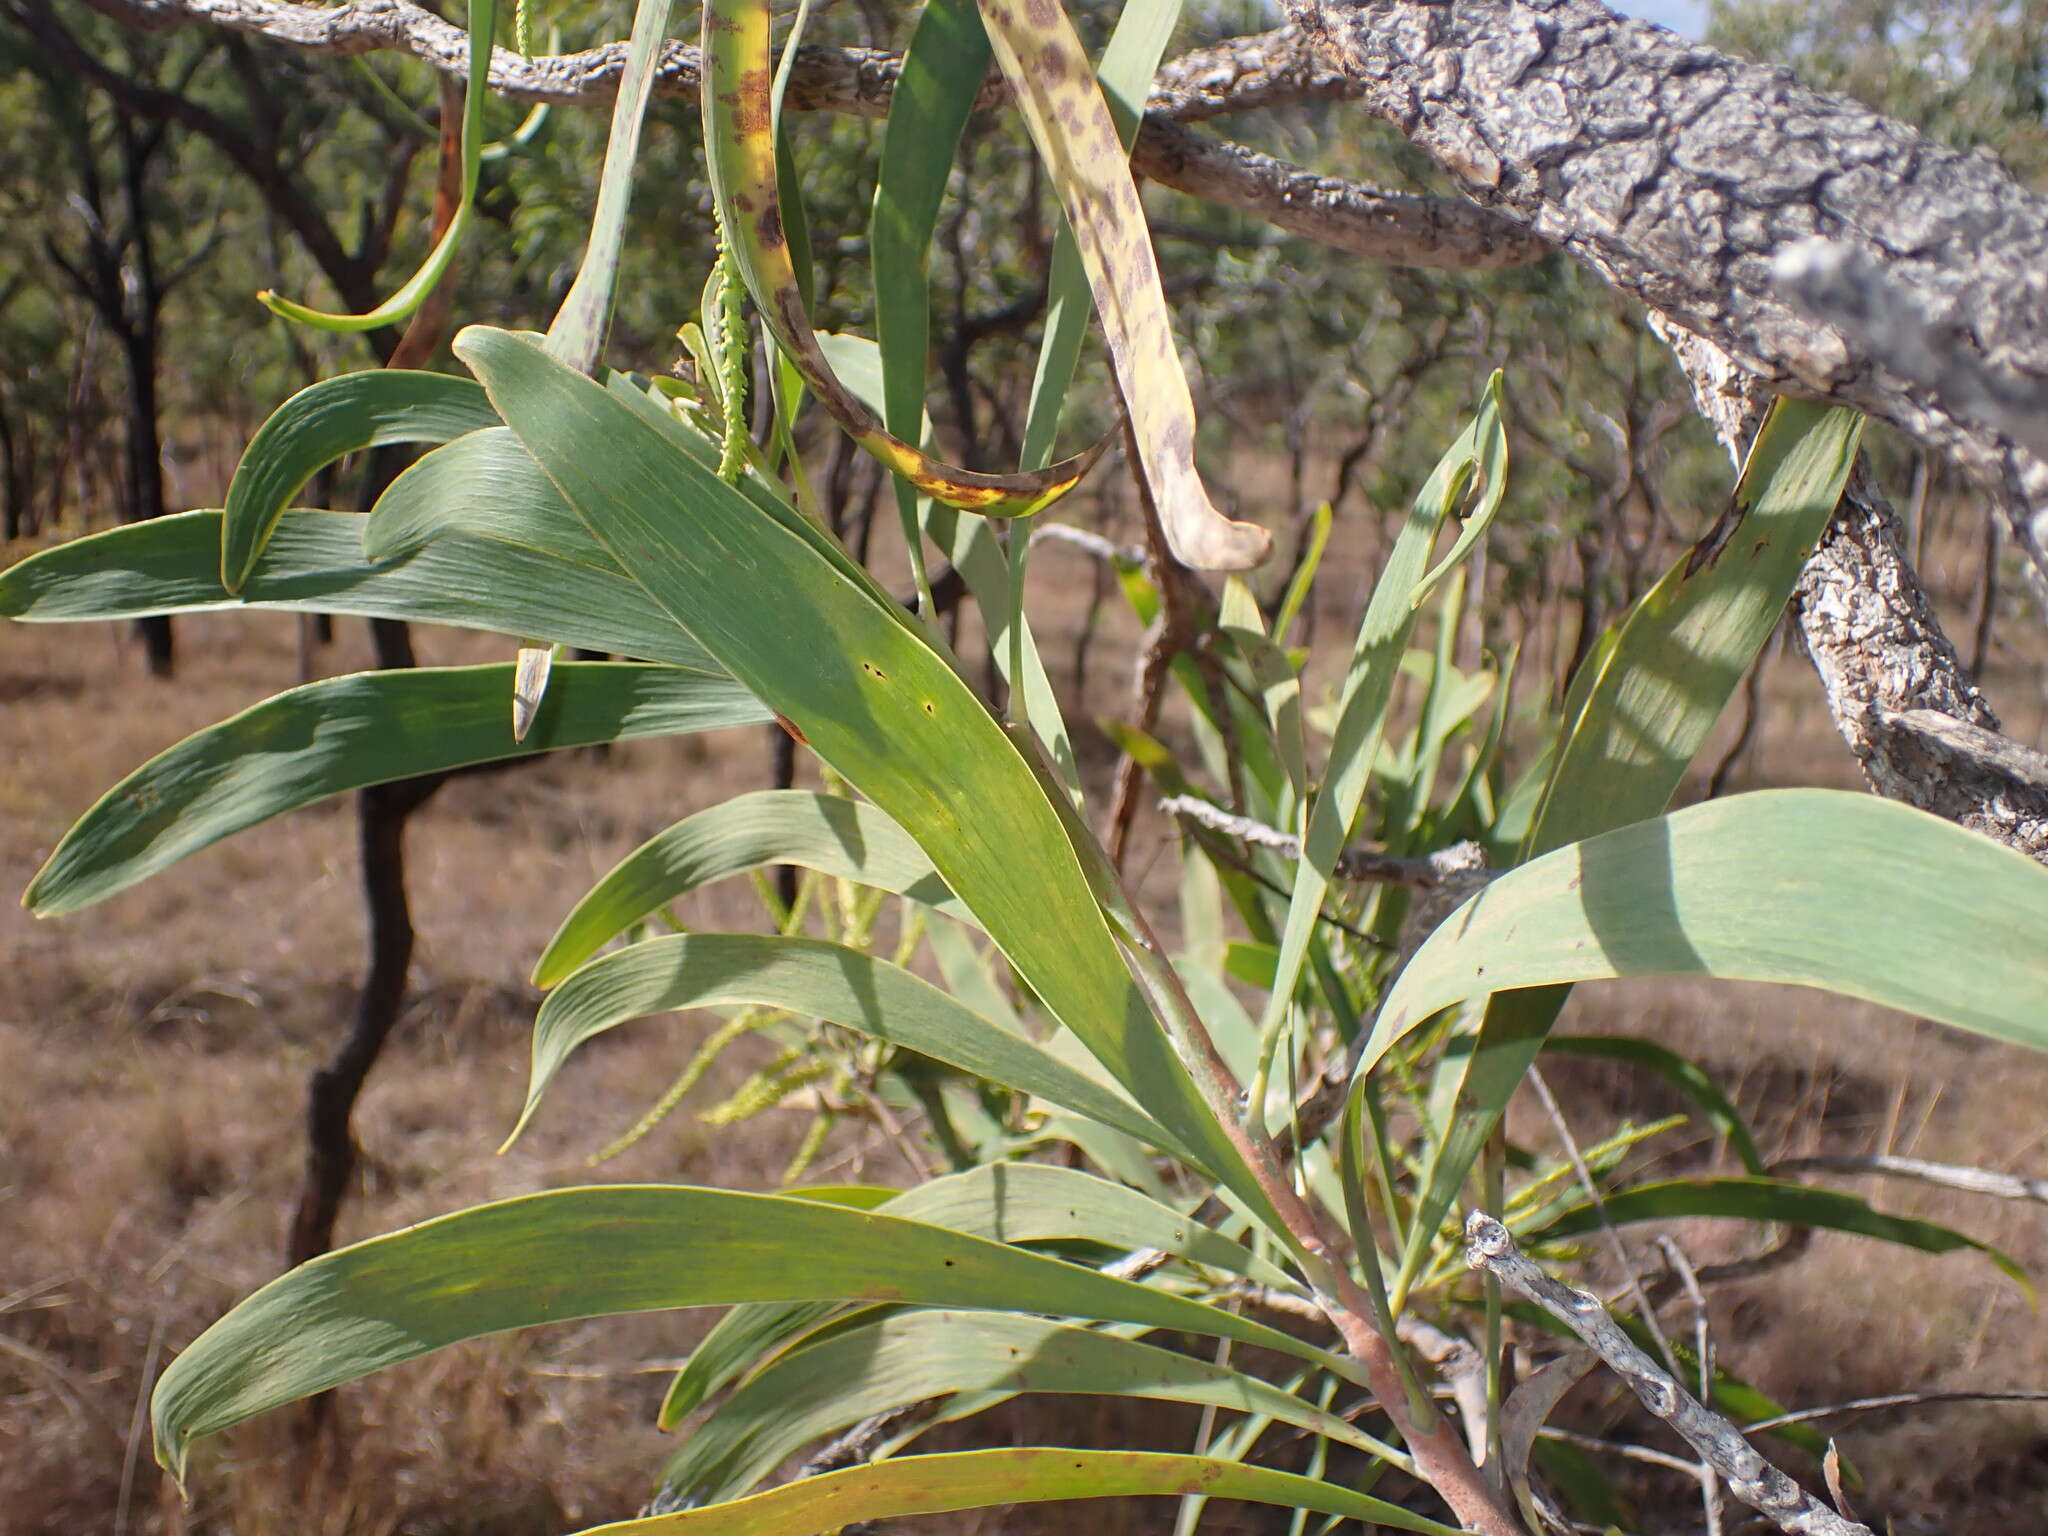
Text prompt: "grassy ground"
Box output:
[[4, 486, 2048, 1535]]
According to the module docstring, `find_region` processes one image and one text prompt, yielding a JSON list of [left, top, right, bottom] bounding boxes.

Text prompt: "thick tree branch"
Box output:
[[71, 0, 1544, 270], [1287, 0, 2048, 520], [1659, 321, 2048, 865]]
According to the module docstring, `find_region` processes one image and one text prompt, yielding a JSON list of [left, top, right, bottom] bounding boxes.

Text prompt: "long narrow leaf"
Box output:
[[219, 370, 500, 591], [25, 663, 765, 916], [1018, 0, 1183, 469], [456, 325, 1264, 1218], [666, 1310, 1391, 1504], [1260, 379, 1505, 1079], [256, 0, 491, 332], [0, 510, 717, 670], [1528, 1177, 2025, 1286], [976, 0, 1266, 568], [151, 1184, 1349, 1481], [1371, 790, 2048, 1061], [603, 1449, 1459, 1536], [663, 1162, 1296, 1429], [543, 0, 673, 372], [533, 790, 966, 986], [515, 934, 1186, 1159]]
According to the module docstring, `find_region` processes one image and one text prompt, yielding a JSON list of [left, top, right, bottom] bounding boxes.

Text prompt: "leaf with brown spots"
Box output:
[[700, 0, 1104, 518], [976, 0, 1270, 570]]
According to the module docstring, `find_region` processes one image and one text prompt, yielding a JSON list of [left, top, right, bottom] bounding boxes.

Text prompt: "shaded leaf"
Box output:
[[220, 370, 500, 590], [534, 789, 967, 986], [26, 663, 764, 916]]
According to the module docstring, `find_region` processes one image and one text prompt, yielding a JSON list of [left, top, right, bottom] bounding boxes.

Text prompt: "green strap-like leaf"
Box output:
[[0, 509, 717, 670], [665, 1310, 1392, 1505], [150, 1184, 1347, 1482], [533, 790, 967, 986], [1529, 1177, 2025, 1288], [1372, 790, 2048, 1060], [593, 1448, 1459, 1536], [363, 426, 621, 570], [543, 0, 672, 372], [515, 934, 1185, 1159], [220, 370, 501, 591], [257, 0, 492, 334], [1526, 402, 1866, 854], [975, 0, 1267, 569], [456, 325, 1265, 1223], [700, 0, 1101, 516], [1389, 399, 1865, 1293], [1258, 379, 1505, 1091], [25, 663, 766, 916], [661, 1163, 1297, 1428]]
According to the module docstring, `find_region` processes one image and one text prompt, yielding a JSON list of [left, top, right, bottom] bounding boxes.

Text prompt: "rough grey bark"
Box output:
[[1467, 1213, 1872, 1536], [75, 0, 1544, 270], [1658, 320, 2048, 864], [1288, 0, 2048, 520]]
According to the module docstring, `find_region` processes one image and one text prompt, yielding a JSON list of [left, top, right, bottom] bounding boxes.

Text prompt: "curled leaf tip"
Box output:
[[1163, 496, 1273, 571]]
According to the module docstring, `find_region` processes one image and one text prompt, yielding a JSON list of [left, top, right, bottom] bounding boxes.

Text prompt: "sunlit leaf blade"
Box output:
[[0, 510, 716, 670], [543, 0, 672, 372], [457, 325, 1264, 1217], [665, 1310, 1390, 1505], [1543, 1034, 1765, 1176], [150, 1184, 1344, 1481], [257, 0, 492, 332], [663, 1162, 1297, 1429], [1018, 0, 1182, 470], [219, 370, 501, 591], [1526, 401, 1866, 854], [1390, 400, 1865, 1287], [25, 663, 766, 916], [869, 0, 988, 465], [881, 1161, 1295, 1285], [363, 426, 621, 570], [701, 0, 1101, 516], [1528, 1177, 2026, 1288], [594, 1448, 1459, 1536], [1372, 790, 2048, 1059], [515, 934, 1185, 1158], [533, 790, 967, 987], [976, 0, 1267, 569], [1260, 378, 1505, 1060]]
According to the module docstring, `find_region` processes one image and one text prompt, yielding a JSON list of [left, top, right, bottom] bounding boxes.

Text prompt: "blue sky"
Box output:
[[1617, 0, 1709, 36]]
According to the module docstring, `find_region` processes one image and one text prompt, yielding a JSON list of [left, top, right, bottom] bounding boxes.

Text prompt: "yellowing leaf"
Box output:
[[701, 0, 1103, 516], [976, 0, 1270, 570]]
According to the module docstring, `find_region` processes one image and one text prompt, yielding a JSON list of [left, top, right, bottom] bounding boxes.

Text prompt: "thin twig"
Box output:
[[1744, 1389, 2048, 1434], [1772, 1152, 2048, 1206], [1527, 1065, 1679, 1375], [1159, 794, 1489, 891], [1657, 1236, 1724, 1536], [1466, 1213, 1873, 1536]]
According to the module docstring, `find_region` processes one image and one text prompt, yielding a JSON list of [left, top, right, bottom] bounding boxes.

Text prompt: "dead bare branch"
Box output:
[[72, 0, 1545, 271], [1159, 794, 1490, 891], [1467, 1212, 1872, 1536]]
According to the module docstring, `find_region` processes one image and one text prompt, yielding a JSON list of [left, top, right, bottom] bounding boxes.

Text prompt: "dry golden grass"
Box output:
[[4, 484, 2048, 1535]]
